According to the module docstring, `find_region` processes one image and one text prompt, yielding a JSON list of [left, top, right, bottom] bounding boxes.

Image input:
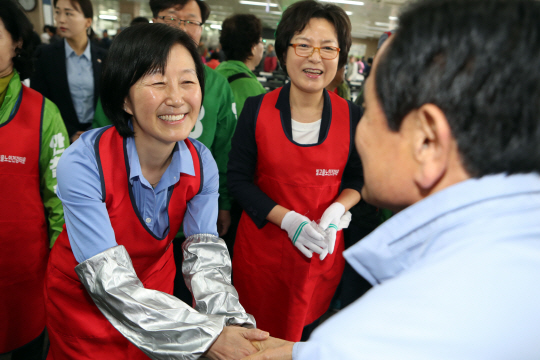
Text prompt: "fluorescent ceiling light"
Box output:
[[248, 8, 282, 15], [99, 15, 117, 20], [375, 22, 390, 27], [239, 1, 279, 7], [389, 16, 398, 20], [210, 24, 222, 30], [320, 0, 364, 5], [346, 11, 353, 15]]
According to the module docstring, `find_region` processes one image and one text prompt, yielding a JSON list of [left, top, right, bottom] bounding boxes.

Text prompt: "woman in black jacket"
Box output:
[[31, 0, 106, 142]]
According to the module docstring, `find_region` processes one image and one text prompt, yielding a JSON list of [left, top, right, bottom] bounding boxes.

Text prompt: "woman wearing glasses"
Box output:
[[228, 0, 363, 342]]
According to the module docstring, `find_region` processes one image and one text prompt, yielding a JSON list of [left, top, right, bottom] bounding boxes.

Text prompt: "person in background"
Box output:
[[45, 23, 267, 359], [215, 13, 267, 257], [325, 66, 350, 100], [229, 0, 362, 343], [130, 16, 149, 26], [99, 29, 111, 49], [206, 50, 220, 69], [31, 0, 106, 143], [216, 13, 266, 116], [40, 24, 51, 44], [243, 0, 540, 358], [0, 0, 68, 358], [263, 43, 277, 72]]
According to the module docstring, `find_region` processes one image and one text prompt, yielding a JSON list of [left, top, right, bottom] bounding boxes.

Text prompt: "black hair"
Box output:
[[275, 0, 351, 76], [376, 0, 540, 176], [0, 0, 35, 80], [100, 23, 205, 137], [130, 16, 150, 26], [149, 0, 210, 23], [53, 0, 93, 19], [210, 51, 220, 60], [220, 14, 262, 63]]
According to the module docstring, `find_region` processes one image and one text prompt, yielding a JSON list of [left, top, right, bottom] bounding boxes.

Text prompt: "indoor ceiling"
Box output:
[[92, 0, 413, 39]]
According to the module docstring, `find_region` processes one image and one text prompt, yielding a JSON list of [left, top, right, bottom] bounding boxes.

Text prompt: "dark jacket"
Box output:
[[31, 39, 107, 138]]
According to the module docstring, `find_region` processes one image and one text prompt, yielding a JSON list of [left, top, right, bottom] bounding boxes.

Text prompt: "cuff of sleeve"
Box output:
[[292, 342, 305, 360]]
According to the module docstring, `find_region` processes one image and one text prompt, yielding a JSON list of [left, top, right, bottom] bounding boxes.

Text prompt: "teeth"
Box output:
[[304, 69, 322, 74], [159, 114, 185, 121]]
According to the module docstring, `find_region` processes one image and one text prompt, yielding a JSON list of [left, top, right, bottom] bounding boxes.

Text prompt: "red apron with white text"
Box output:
[[45, 127, 201, 359], [0, 86, 48, 352], [233, 88, 350, 341]]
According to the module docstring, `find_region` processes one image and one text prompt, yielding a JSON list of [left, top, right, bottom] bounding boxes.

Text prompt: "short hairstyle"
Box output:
[[130, 16, 149, 26], [0, 0, 35, 80], [149, 0, 210, 23], [376, 0, 540, 176], [53, 0, 93, 19], [275, 0, 351, 76], [100, 23, 205, 138], [220, 14, 262, 63]]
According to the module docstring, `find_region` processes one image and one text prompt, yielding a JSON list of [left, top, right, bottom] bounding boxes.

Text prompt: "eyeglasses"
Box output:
[[289, 43, 340, 60], [157, 16, 203, 29]]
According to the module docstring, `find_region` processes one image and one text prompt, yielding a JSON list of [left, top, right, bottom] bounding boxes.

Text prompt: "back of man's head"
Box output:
[[376, 0, 540, 177]]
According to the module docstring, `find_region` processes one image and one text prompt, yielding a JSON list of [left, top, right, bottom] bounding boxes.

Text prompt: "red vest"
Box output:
[[0, 85, 48, 352], [45, 127, 201, 359], [233, 88, 350, 341]]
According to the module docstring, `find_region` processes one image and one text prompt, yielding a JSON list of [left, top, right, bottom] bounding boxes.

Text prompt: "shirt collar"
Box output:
[[344, 173, 540, 285], [64, 38, 92, 60], [126, 122, 195, 191]]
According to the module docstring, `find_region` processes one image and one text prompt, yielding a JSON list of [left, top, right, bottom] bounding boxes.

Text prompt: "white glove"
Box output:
[[281, 211, 327, 259], [319, 203, 351, 255]]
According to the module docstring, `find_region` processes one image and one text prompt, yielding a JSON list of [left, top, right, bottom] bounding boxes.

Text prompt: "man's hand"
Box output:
[[206, 326, 269, 360], [242, 336, 295, 360], [217, 209, 232, 236]]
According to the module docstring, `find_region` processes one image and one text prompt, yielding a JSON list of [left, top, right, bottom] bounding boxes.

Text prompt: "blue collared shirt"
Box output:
[[64, 39, 94, 124], [57, 126, 219, 263], [294, 174, 540, 359]]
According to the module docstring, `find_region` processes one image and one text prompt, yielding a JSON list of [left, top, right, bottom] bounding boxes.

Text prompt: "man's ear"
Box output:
[[410, 104, 453, 190]]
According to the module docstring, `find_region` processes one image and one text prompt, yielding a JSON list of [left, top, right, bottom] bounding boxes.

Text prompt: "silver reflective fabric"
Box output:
[[182, 234, 256, 328], [75, 245, 226, 360]]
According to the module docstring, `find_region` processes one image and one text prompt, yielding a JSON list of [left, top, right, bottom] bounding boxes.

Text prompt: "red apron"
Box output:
[[233, 88, 350, 341], [0, 86, 48, 352], [45, 128, 201, 359]]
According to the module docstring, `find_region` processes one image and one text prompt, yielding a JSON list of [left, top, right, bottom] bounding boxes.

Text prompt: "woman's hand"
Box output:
[[280, 211, 328, 259]]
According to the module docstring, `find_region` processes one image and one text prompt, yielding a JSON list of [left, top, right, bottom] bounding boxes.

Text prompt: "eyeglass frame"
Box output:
[[157, 16, 203, 28], [288, 43, 341, 60]]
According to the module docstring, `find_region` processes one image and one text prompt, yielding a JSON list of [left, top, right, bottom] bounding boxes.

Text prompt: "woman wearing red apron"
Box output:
[[44, 24, 268, 360], [229, 0, 363, 342]]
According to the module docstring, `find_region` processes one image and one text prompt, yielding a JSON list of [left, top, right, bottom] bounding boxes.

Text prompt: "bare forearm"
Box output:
[[334, 188, 361, 211], [266, 205, 291, 228]]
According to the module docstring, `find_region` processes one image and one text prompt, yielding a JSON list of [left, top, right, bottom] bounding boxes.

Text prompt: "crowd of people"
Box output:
[[1, 0, 540, 359]]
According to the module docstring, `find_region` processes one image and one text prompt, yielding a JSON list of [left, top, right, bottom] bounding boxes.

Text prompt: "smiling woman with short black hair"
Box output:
[[45, 23, 267, 359], [228, 0, 364, 342]]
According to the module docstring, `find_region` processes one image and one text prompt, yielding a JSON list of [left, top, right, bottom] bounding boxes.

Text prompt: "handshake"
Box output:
[[281, 203, 352, 260]]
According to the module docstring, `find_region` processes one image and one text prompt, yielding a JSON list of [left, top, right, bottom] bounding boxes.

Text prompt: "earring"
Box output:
[[87, 27, 91, 36]]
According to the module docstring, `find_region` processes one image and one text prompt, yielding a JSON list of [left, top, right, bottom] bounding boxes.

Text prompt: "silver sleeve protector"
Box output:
[[182, 234, 256, 328], [75, 245, 226, 360]]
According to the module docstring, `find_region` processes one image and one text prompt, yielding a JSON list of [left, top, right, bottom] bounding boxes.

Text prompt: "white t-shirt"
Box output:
[[291, 119, 321, 145]]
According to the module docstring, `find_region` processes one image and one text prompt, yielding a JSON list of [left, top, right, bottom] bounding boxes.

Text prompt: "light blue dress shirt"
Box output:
[[64, 39, 94, 124], [294, 174, 540, 359], [57, 126, 219, 263]]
